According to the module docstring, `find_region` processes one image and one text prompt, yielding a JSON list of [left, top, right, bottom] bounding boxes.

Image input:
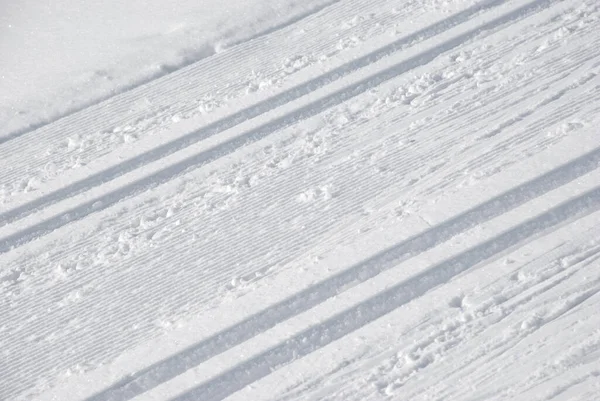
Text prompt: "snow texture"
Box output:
[[1, 0, 600, 400]]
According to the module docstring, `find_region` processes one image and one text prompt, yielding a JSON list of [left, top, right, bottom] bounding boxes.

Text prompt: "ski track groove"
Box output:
[[0, 0, 507, 202], [2, 0, 599, 399], [3, 10, 596, 376], [3, 122, 596, 394], [66, 144, 600, 401], [0, 0, 347, 145], [0, 0, 543, 229], [1, 30, 596, 366], [2, 0, 592, 222], [301, 234, 600, 401], [0, 0, 492, 155], [7, 0, 588, 191], [0, 0, 570, 255], [168, 184, 600, 401], [1, 90, 590, 343]]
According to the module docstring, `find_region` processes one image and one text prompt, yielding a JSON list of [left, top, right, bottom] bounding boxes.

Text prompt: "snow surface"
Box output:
[[1, 0, 600, 400], [0, 0, 336, 139]]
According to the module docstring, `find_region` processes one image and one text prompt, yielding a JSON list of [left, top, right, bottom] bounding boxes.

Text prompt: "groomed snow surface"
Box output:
[[2, 0, 600, 400]]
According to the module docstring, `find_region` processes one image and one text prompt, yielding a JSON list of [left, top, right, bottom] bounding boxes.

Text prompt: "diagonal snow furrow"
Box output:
[[0, 0, 485, 207], [79, 145, 600, 401], [168, 183, 600, 401], [0, 0, 344, 145], [1, 8, 596, 395], [9, 16, 594, 285], [280, 225, 600, 401], [0, 0, 510, 205], [4, 1, 600, 400], [0, 0, 552, 226], [0, 0, 563, 252], [4, 49, 600, 394], [262, 212, 600, 400]]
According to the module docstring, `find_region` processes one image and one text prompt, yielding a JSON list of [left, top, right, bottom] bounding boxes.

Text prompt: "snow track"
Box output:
[[0, 0, 344, 144], [171, 184, 600, 401], [0, 0, 536, 229], [1, 0, 600, 400], [74, 148, 600, 401]]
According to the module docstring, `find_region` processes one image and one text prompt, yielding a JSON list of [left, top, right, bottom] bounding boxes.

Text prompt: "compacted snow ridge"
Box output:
[[1, 0, 600, 400]]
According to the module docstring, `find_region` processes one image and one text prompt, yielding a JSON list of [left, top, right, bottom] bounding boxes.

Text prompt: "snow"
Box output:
[[0, 0, 336, 139], [1, 0, 600, 400]]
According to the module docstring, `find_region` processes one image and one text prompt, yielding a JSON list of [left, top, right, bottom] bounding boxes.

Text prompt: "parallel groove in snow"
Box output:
[[2, 5, 596, 394], [0, 0, 344, 145], [170, 184, 600, 401], [0, 0, 489, 205], [1, 0, 596, 324], [0, 0, 515, 225], [0, 0, 566, 254], [78, 148, 600, 401], [2, 0, 600, 400], [276, 225, 600, 401], [3, 46, 596, 361]]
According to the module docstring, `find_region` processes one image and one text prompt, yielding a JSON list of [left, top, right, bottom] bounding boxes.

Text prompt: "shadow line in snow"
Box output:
[[0, 0, 342, 146], [170, 185, 600, 401], [80, 142, 600, 401], [0, 0, 553, 253]]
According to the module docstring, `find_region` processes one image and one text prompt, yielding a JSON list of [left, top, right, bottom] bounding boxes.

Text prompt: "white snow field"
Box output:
[[2, 0, 600, 399]]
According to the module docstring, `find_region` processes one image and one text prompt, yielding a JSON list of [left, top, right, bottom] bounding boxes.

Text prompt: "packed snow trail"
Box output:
[[0, 0, 542, 230], [0, 0, 341, 142], [1, 0, 600, 400]]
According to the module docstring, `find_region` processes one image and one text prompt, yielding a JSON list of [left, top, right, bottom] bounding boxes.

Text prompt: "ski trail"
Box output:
[[0, 0, 343, 145], [4, 0, 600, 400], [169, 184, 600, 401], [0, 0, 564, 254], [80, 145, 600, 401], [0, 0, 549, 230]]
